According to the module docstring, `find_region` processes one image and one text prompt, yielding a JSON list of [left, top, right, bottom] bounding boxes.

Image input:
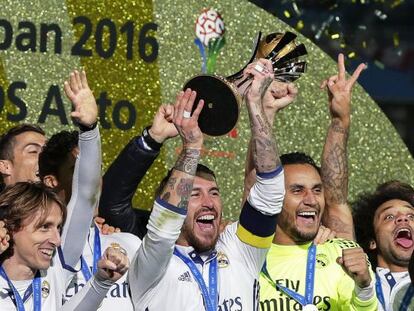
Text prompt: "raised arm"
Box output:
[[59, 70, 101, 269], [62, 246, 129, 310], [320, 54, 366, 241], [99, 104, 178, 238], [242, 60, 297, 203], [129, 89, 204, 300], [224, 60, 286, 275]]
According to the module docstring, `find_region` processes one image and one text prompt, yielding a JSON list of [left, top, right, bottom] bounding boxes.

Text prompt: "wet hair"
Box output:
[[352, 180, 414, 268], [38, 131, 79, 180], [155, 163, 216, 198], [280, 152, 321, 174], [0, 182, 66, 262], [0, 124, 45, 185]]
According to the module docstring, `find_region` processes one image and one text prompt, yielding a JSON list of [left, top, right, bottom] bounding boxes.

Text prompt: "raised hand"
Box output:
[[149, 104, 178, 143], [244, 59, 298, 125], [94, 216, 121, 235], [172, 88, 204, 150], [243, 59, 274, 105], [247, 58, 298, 124], [0, 221, 10, 254], [320, 54, 366, 126], [97, 246, 129, 283], [337, 247, 371, 288], [64, 70, 98, 128]]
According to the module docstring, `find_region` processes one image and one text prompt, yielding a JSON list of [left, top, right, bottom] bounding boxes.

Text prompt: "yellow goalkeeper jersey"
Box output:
[[259, 239, 378, 311]]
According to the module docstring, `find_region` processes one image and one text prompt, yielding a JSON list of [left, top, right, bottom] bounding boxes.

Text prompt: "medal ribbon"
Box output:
[[0, 266, 41, 311], [399, 284, 414, 311], [261, 243, 316, 306], [173, 248, 218, 311], [375, 274, 387, 310], [80, 225, 102, 281]]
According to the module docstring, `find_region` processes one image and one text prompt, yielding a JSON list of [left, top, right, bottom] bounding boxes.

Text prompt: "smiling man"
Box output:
[[0, 124, 46, 190], [353, 181, 414, 310], [129, 59, 285, 310], [242, 55, 377, 311]]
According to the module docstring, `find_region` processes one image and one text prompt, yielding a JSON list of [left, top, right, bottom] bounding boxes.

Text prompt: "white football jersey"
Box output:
[[129, 168, 285, 311], [0, 256, 73, 310], [376, 267, 411, 311]]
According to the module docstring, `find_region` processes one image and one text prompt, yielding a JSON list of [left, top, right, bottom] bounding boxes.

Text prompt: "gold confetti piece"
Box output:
[[331, 33, 340, 39], [391, 0, 403, 9], [296, 20, 304, 30], [0, 0, 413, 219], [284, 10, 291, 18], [348, 51, 356, 58], [393, 33, 399, 47]]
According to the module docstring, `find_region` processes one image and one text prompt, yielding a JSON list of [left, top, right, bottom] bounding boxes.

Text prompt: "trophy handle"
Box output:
[[226, 32, 262, 82]]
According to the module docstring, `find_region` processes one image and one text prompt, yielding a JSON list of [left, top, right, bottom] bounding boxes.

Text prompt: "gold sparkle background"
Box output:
[[0, 0, 413, 219]]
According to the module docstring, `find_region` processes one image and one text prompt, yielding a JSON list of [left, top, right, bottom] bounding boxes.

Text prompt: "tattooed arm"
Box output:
[[242, 59, 297, 204], [320, 54, 366, 241], [233, 60, 286, 259], [129, 89, 205, 302]]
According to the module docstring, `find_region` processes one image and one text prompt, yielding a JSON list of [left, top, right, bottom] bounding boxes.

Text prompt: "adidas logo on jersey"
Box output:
[[178, 271, 192, 282]]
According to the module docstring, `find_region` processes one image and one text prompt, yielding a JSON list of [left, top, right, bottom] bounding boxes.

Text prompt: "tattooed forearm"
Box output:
[[167, 177, 177, 190], [177, 178, 193, 197], [259, 77, 273, 99], [161, 192, 171, 202], [322, 120, 350, 205], [331, 119, 349, 137], [174, 148, 201, 176], [322, 143, 348, 204], [254, 114, 270, 135], [251, 136, 280, 173], [171, 178, 193, 209]]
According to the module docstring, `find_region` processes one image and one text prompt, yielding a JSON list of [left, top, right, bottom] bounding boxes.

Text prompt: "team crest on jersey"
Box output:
[[217, 251, 229, 268], [316, 254, 329, 269], [41, 280, 50, 298]]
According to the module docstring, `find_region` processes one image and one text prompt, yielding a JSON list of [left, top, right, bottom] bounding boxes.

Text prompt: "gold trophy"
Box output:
[[184, 31, 307, 136]]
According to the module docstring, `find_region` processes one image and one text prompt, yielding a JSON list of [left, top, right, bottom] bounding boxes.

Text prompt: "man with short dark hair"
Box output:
[[0, 124, 46, 190], [243, 55, 376, 310], [129, 59, 286, 310]]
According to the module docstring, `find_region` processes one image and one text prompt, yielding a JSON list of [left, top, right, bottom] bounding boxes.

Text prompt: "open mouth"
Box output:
[[196, 214, 216, 231], [39, 248, 54, 259], [394, 228, 413, 249], [296, 211, 317, 225]]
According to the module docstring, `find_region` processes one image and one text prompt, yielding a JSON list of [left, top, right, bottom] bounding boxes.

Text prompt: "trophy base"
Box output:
[[183, 75, 241, 136]]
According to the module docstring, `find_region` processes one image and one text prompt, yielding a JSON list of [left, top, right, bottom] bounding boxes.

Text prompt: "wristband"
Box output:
[[142, 126, 163, 151], [78, 121, 98, 132]]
